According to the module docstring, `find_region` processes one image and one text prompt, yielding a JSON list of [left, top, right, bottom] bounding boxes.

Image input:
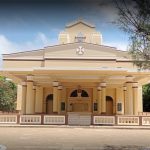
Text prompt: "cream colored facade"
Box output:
[[1, 19, 150, 116]]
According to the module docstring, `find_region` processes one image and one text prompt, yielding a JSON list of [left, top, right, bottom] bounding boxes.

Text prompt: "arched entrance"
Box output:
[[46, 94, 53, 114], [106, 96, 113, 115], [68, 89, 91, 112]]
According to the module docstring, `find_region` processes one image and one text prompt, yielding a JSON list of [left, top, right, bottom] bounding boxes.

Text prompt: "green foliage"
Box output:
[[143, 83, 150, 111], [114, 0, 150, 69], [0, 76, 17, 112]]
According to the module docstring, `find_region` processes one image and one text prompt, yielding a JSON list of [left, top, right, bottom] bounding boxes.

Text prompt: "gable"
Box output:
[[44, 43, 129, 60], [66, 20, 95, 28]]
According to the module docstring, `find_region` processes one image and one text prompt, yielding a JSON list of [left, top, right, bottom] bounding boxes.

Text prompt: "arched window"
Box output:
[[70, 90, 89, 97], [46, 94, 53, 101], [106, 96, 113, 101]]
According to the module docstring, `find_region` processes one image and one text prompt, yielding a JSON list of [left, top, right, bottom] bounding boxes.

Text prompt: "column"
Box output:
[[21, 82, 27, 114], [123, 86, 127, 115], [26, 76, 35, 114], [35, 86, 43, 113], [52, 81, 59, 112], [138, 85, 143, 113], [97, 86, 102, 114], [133, 82, 138, 115], [116, 87, 124, 115], [16, 83, 27, 114], [16, 84, 22, 112], [58, 85, 63, 114], [125, 76, 134, 115], [93, 87, 97, 112], [101, 82, 106, 114]]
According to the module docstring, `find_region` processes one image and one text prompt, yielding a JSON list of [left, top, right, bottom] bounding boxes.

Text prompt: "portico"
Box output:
[[11, 67, 146, 116], [0, 19, 150, 125]]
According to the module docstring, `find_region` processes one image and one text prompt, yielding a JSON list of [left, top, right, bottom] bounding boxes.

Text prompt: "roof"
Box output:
[[66, 19, 95, 28]]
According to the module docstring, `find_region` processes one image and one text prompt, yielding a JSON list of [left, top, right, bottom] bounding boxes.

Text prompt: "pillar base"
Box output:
[[101, 112, 106, 115]]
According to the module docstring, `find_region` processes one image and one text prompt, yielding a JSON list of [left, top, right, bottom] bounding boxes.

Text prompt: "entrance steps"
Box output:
[[68, 112, 91, 125]]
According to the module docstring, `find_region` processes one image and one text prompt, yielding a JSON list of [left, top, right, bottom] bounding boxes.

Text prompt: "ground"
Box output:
[[0, 126, 150, 150]]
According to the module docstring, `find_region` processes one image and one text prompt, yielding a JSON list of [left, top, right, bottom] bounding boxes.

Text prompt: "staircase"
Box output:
[[68, 112, 91, 126]]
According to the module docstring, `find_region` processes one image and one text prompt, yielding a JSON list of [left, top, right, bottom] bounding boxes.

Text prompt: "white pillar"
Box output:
[[116, 87, 124, 115], [26, 76, 35, 114], [123, 86, 127, 115], [126, 82, 133, 115], [100, 82, 106, 114], [125, 76, 134, 115], [16, 84, 22, 111], [138, 85, 143, 113], [58, 85, 63, 114], [21, 82, 27, 114], [35, 86, 43, 113], [133, 82, 138, 115], [16, 83, 27, 114], [97, 86, 102, 114], [52, 81, 59, 112]]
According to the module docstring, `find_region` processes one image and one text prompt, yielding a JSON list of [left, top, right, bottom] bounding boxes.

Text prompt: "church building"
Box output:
[[1, 19, 150, 125]]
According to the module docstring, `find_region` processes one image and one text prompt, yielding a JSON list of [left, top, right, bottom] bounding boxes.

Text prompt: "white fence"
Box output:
[[0, 115, 17, 124], [93, 116, 115, 125], [20, 115, 41, 124], [117, 116, 139, 125], [2, 114, 150, 126], [44, 115, 65, 124], [142, 117, 150, 125]]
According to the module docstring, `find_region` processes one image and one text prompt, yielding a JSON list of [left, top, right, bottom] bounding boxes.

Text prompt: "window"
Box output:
[[46, 94, 53, 101], [117, 102, 122, 111], [61, 102, 65, 111], [70, 90, 89, 97], [75, 32, 86, 42], [94, 103, 98, 111]]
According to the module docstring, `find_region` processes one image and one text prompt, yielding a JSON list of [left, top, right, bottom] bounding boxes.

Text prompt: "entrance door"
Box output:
[[72, 103, 89, 112], [106, 96, 113, 115], [46, 94, 53, 114]]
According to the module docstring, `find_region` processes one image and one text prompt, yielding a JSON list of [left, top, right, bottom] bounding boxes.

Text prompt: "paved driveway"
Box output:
[[0, 127, 150, 150]]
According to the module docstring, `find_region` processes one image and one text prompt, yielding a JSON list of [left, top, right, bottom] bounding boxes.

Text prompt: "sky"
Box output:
[[0, 0, 130, 64]]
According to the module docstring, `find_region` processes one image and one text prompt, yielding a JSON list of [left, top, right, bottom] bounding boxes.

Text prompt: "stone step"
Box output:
[[68, 114, 91, 125]]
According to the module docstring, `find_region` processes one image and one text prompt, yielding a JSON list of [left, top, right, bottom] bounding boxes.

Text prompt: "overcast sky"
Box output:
[[0, 0, 129, 60]]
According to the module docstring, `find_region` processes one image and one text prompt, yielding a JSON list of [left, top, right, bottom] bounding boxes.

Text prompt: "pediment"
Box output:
[[3, 43, 130, 61], [3, 49, 44, 60], [44, 43, 130, 60]]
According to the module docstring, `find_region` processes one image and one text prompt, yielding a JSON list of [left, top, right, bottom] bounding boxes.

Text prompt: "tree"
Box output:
[[143, 83, 150, 111], [0, 76, 17, 112], [114, 0, 150, 69]]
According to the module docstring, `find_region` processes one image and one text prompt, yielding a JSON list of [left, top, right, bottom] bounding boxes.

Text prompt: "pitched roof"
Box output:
[[66, 19, 95, 28]]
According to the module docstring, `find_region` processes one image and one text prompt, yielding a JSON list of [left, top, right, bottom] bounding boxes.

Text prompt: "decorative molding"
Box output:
[[76, 46, 85, 55]]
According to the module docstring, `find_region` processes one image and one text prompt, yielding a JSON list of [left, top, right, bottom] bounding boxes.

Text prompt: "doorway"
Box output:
[[46, 94, 53, 114], [106, 96, 113, 115]]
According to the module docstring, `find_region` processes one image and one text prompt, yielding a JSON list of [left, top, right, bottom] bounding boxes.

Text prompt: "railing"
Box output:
[[1, 114, 150, 126], [20, 115, 41, 124], [93, 116, 115, 125], [0, 115, 17, 124], [138, 112, 150, 116], [142, 117, 150, 125], [44, 115, 65, 124], [117, 116, 139, 125]]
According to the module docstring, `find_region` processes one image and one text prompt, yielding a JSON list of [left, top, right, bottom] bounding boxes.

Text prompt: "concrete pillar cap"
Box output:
[[99, 82, 106, 87], [126, 75, 133, 82], [33, 86, 36, 90], [97, 86, 102, 91], [58, 85, 63, 90], [21, 82, 27, 86], [52, 81, 59, 87], [133, 82, 138, 88], [27, 75, 34, 81], [123, 86, 127, 90]]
